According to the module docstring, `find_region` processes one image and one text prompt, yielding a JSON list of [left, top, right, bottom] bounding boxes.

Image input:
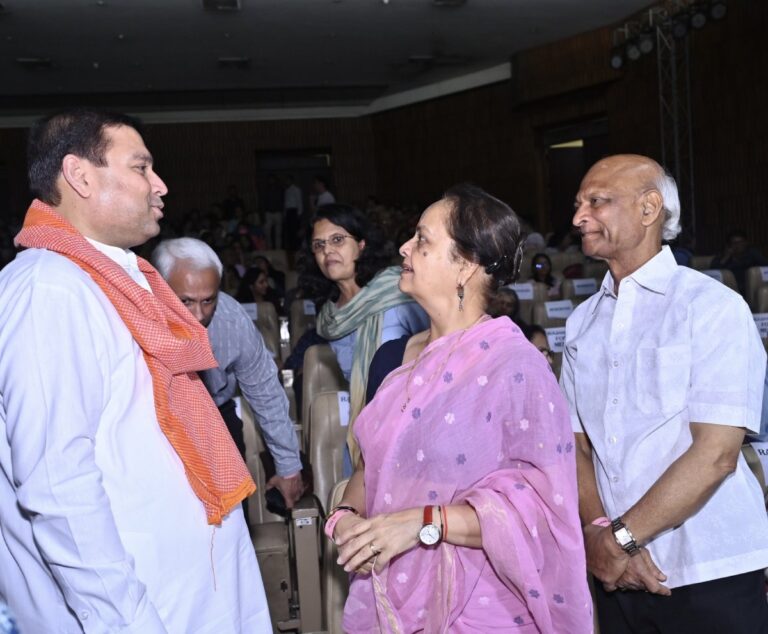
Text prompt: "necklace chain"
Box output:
[[400, 314, 488, 413]]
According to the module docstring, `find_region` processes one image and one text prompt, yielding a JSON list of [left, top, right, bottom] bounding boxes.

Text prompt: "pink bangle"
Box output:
[[591, 516, 612, 528], [324, 508, 355, 540]]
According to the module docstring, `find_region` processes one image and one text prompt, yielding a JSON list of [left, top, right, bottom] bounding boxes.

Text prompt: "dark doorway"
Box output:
[[539, 119, 610, 235]]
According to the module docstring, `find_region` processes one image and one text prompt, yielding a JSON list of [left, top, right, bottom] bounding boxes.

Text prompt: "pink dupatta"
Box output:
[[344, 317, 592, 633]]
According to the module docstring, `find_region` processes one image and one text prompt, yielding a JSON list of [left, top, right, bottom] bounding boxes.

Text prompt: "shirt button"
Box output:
[[610, 435, 618, 444], [613, 360, 619, 367], [612, 398, 618, 405], [612, 476, 620, 483], [80, 610, 89, 620]]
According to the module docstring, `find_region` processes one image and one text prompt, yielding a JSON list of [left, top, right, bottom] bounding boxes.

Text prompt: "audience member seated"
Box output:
[[252, 254, 286, 297], [326, 184, 591, 633], [531, 252, 562, 297], [299, 203, 429, 473], [236, 266, 284, 315], [523, 324, 555, 369], [487, 287, 528, 329], [711, 230, 768, 295]]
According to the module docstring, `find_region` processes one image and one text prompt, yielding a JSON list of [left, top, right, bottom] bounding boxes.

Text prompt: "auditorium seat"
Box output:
[[583, 259, 609, 280], [242, 397, 325, 632], [309, 391, 349, 515], [690, 255, 714, 270], [745, 266, 768, 311], [701, 268, 738, 292], [531, 299, 575, 329], [285, 269, 299, 291], [561, 278, 599, 304], [253, 249, 289, 273], [290, 298, 317, 348], [301, 345, 348, 445], [758, 287, 768, 314], [254, 301, 281, 359], [323, 479, 351, 634], [504, 280, 551, 323], [549, 251, 584, 274]]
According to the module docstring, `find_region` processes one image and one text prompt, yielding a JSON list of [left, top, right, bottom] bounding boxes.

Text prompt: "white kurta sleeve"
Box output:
[[1, 280, 167, 633]]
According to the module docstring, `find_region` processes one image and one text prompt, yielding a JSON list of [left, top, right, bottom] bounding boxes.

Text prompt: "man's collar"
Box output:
[[85, 237, 138, 269], [592, 246, 676, 312]]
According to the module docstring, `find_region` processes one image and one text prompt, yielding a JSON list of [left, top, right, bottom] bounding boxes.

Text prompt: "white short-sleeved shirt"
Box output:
[[560, 246, 768, 588], [0, 248, 270, 633]]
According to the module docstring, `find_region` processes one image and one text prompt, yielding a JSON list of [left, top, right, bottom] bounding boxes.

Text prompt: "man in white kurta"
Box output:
[[0, 110, 270, 633]]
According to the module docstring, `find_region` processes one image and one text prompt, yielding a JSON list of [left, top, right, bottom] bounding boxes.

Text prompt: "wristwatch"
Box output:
[[611, 517, 640, 557], [418, 505, 442, 546]]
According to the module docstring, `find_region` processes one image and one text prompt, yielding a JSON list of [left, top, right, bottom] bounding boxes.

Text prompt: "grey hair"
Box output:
[[151, 237, 223, 280], [657, 169, 682, 241]]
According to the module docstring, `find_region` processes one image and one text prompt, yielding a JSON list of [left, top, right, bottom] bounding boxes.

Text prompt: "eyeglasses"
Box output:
[[537, 347, 554, 359], [311, 233, 353, 253]]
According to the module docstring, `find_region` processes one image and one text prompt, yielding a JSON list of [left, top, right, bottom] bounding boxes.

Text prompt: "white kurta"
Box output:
[[0, 247, 270, 633]]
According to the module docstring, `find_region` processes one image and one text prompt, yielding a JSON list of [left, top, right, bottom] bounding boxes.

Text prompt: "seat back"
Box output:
[[531, 299, 575, 328], [302, 344, 348, 441], [284, 269, 299, 292], [701, 268, 738, 292], [758, 288, 768, 315], [561, 278, 599, 304], [505, 281, 551, 323], [323, 479, 350, 634], [309, 391, 350, 514], [253, 249, 289, 273], [745, 266, 768, 310], [290, 298, 317, 348], [583, 259, 609, 280], [549, 252, 584, 275], [253, 301, 280, 359], [240, 397, 285, 525], [690, 254, 714, 270]]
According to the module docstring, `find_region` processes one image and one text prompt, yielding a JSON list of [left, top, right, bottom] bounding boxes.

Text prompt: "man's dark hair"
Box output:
[[27, 108, 143, 206], [298, 203, 389, 306]]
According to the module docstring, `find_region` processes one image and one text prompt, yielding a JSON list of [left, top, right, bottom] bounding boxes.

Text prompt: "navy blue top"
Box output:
[[365, 334, 409, 404]]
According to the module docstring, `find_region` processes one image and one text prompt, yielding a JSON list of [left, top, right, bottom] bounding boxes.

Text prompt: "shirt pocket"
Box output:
[[635, 344, 691, 416]]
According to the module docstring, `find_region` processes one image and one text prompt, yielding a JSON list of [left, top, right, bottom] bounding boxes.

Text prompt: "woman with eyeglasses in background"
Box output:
[[531, 252, 562, 298], [299, 204, 428, 473]]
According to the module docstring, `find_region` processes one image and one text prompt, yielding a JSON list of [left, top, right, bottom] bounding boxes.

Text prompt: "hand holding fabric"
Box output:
[[335, 508, 422, 573]]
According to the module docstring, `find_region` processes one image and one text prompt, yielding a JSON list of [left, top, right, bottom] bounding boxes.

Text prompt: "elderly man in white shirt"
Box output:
[[562, 154, 768, 633], [0, 110, 270, 633]]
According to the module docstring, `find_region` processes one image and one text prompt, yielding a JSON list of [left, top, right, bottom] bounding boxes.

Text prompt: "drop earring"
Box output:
[[457, 283, 465, 312]]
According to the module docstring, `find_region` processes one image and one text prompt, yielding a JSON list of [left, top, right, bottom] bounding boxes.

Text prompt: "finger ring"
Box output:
[[370, 542, 381, 555]]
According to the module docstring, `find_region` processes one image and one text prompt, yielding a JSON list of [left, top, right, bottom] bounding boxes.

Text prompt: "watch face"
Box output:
[[419, 524, 441, 546], [614, 527, 632, 547]]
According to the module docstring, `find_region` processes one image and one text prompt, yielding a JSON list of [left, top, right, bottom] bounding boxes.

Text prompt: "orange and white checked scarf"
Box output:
[[15, 200, 255, 524]]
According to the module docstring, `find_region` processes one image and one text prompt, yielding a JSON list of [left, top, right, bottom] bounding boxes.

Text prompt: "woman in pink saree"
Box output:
[[327, 185, 592, 633]]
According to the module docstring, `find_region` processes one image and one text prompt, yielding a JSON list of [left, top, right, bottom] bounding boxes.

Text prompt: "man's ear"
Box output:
[[640, 190, 664, 229], [358, 238, 366, 252], [60, 154, 92, 199]]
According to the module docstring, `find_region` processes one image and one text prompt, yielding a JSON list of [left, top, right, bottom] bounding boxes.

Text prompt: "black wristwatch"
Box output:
[[611, 517, 640, 557]]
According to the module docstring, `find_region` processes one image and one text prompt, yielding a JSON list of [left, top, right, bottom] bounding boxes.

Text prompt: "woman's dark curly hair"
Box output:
[[298, 203, 391, 306]]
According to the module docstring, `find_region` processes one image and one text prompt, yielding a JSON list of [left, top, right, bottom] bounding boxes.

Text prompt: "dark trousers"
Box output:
[[594, 569, 768, 634], [217, 399, 245, 460], [217, 400, 250, 520]]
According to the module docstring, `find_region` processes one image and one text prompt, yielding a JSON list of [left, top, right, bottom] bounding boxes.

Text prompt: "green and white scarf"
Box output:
[[316, 266, 415, 466]]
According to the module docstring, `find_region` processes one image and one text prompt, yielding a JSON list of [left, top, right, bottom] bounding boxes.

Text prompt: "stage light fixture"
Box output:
[[710, 1, 727, 20], [671, 15, 689, 39], [626, 40, 641, 61], [690, 4, 707, 29], [610, 47, 624, 70], [638, 31, 654, 54]]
